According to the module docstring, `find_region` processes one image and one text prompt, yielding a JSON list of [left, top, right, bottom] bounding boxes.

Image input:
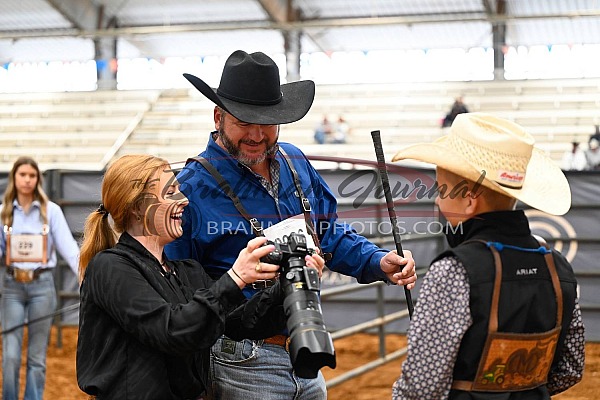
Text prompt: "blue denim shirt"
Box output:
[[0, 199, 79, 276], [165, 132, 388, 297]]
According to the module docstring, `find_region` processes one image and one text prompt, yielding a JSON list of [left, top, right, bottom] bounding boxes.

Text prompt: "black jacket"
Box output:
[[77, 232, 285, 400]]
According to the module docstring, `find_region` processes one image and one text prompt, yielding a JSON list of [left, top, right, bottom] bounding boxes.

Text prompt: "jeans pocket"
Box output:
[[211, 337, 257, 364]]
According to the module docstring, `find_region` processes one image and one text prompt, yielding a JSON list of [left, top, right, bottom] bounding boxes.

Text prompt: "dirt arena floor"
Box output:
[[0, 327, 597, 399]]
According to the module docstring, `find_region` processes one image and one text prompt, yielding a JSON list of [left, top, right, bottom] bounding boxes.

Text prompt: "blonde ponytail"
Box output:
[[78, 211, 116, 283]]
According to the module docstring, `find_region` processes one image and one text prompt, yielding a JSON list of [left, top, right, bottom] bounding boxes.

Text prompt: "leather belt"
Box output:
[[263, 334, 290, 351], [6, 266, 53, 283]]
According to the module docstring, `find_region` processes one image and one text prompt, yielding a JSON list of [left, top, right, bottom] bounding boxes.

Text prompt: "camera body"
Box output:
[[261, 232, 336, 378]]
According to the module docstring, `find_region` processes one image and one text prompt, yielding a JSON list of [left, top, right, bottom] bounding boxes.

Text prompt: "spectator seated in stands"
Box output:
[[591, 125, 600, 143], [331, 115, 350, 144], [561, 141, 587, 171], [313, 115, 332, 144], [585, 136, 600, 170], [442, 96, 469, 128]]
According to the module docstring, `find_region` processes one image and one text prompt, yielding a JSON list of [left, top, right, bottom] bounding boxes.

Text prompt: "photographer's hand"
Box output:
[[305, 253, 325, 278], [228, 237, 280, 289], [380, 250, 417, 289]]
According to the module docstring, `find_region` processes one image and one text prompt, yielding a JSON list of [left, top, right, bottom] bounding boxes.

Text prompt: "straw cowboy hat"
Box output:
[[183, 50, 315, 125], [392, 113, 571, 216]]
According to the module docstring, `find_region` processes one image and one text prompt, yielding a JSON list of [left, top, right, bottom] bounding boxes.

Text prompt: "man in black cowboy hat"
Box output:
[[165, 50, 417, 399]]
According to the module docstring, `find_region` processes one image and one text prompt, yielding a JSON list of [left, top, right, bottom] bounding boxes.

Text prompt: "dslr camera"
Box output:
[[261, 232, 336, 378]]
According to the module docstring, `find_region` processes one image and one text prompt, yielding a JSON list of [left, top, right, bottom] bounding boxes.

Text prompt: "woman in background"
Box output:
[[1, 156, 79, 400], [76, 154, 324, 399]]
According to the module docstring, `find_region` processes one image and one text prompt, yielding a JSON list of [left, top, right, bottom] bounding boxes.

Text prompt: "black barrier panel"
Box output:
[[0, 174, 7, 195], [526, 208, 596, 272], [568, 171, 600, 206], [49, 170, 104, 235], [60, 172, 103, 202], [62, 205, 96, 236], [2, 165, 600, 340]]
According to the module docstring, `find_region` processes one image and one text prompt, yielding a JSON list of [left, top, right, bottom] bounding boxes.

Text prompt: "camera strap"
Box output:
[[187, 156, 263, 237], [278, 149, 331, 261], [187, 154, 330, 261]]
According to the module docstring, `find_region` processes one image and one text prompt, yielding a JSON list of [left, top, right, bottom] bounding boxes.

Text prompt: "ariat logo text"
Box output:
[[516, 268, 537, 276]]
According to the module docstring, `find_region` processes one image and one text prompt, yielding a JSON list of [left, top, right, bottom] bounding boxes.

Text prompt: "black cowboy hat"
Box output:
[[183, 50, 315, 125]]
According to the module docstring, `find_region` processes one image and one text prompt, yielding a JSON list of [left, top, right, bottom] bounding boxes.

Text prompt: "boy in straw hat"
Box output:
[[391, 113, 584, 399]]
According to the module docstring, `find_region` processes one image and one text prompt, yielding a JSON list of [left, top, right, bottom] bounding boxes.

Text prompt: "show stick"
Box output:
[[371, 130, 414, 319]]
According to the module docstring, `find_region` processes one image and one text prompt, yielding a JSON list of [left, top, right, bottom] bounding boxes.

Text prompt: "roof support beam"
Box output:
[[481, 0, 494, 15], [257, 0, 302, 81], [3, 10, 600, 40], [257, 0, 288, 23], [45, 0, 118, 88], [481, 0, 508, 80], [45, 0, 98, 30], [492, 0, 507, 80]]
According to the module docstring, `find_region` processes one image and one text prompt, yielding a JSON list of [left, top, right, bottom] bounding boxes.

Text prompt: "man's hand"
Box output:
[[380, 250, 417, 289]]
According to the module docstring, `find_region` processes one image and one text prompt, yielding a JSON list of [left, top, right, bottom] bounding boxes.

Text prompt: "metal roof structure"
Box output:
[[1, 0, 600, 63]]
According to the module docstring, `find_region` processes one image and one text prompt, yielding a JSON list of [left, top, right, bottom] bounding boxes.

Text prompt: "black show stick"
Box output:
[[371, 130, 414, 319]]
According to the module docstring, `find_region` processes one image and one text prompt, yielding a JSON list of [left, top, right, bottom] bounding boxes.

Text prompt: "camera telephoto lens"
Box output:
[[262, 233, 336, 378]]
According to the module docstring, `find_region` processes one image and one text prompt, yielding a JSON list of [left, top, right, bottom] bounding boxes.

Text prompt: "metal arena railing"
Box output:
[[321, 281, 410, 389]]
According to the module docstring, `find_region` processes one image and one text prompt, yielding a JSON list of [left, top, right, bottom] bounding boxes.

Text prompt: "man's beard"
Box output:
[[218, 126, 279, 166]]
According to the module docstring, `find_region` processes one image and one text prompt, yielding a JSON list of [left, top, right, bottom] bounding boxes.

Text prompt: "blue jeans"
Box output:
[[210, 336, 327, 400], [1, 270, 57, 400]]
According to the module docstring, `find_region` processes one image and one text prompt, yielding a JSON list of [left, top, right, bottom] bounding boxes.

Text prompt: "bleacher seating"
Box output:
[[1, 78, 599, 172], [0, 90, 160, 171]]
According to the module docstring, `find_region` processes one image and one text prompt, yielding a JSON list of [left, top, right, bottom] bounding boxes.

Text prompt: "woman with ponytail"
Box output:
[[0, 156, 79, 400], [76, 154, 324, 400]]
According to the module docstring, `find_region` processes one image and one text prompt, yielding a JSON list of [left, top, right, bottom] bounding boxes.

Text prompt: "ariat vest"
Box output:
[[436, 234, 577, 400]]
